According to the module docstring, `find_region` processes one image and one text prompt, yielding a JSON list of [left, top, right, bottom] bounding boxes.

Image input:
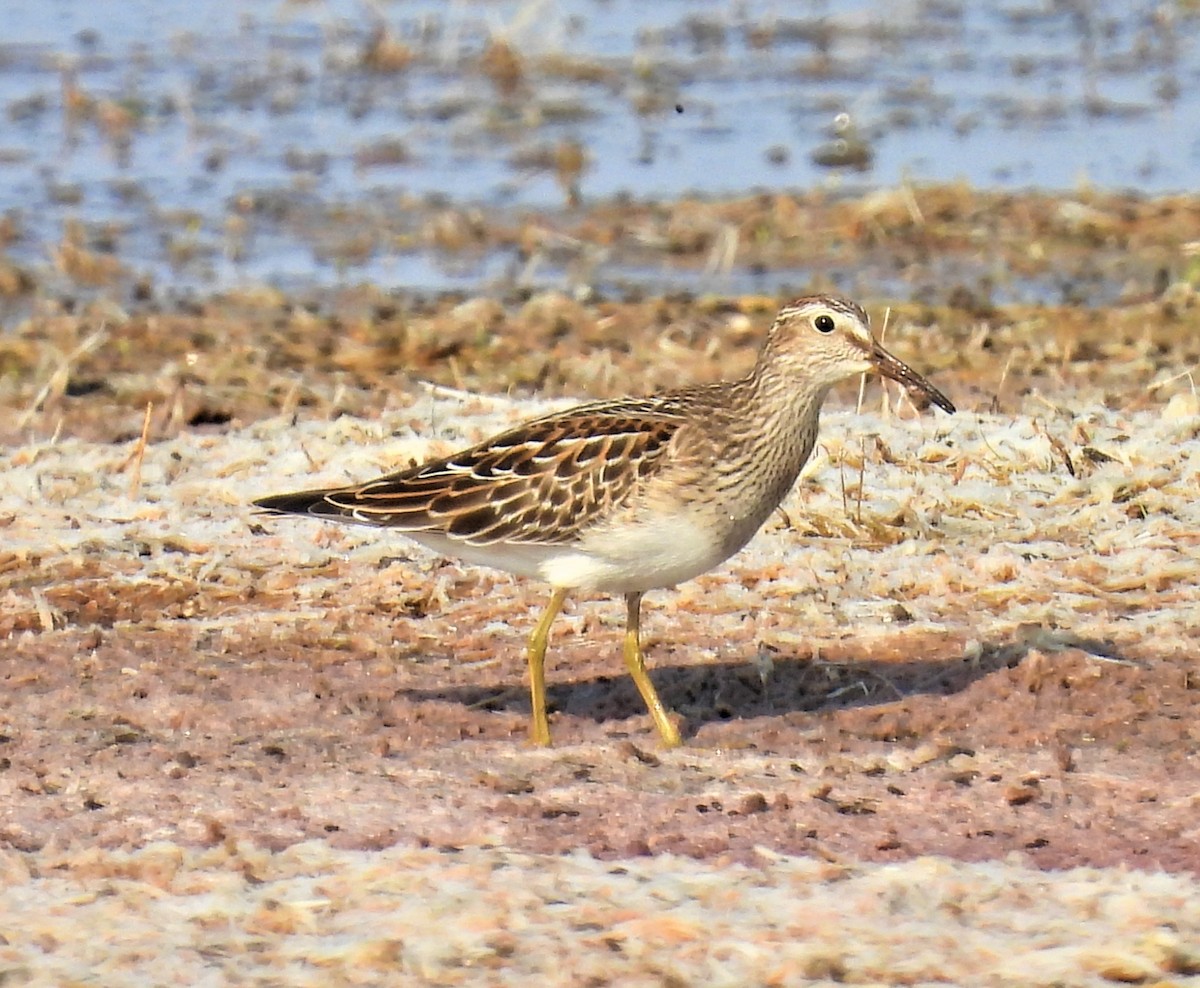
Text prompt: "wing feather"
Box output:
[[255, 408, 687, 546]]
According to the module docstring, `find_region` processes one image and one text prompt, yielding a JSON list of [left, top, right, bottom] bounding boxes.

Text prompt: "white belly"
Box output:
[[402, 512, 750, 594], [541, 514, 738, 593]]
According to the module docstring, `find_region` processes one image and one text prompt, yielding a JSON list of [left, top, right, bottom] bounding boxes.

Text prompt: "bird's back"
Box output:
[[253, 387, 738, 548]]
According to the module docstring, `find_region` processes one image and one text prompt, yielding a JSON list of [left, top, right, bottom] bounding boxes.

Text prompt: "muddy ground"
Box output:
[[1, 185, 1199, 983]]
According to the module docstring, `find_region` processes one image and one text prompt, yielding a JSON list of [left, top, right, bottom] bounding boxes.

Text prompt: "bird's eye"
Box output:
[[814, 314, 836, 333]]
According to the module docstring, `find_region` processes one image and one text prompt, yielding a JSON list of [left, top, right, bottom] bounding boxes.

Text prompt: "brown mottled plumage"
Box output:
[[262, 407, 682, 546], [254, 295, 955, 747]]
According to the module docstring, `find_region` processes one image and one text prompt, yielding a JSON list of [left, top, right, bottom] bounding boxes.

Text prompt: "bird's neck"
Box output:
[[737, 362, 831, 484], [747, 356, 829, 428]]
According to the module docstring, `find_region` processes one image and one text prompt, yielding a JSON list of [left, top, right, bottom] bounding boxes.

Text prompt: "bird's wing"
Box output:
[[262, 406, 686, 546]]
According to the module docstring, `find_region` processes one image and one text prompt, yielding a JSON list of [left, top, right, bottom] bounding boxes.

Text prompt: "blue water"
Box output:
[[0, 0, 1195, 294]]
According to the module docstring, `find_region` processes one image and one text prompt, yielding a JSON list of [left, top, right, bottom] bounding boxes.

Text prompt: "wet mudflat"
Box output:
[[2, 0, 1200, 296]]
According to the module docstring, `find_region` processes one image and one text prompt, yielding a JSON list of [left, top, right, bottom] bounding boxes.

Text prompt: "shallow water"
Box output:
[[1, 0, 1196, 295]]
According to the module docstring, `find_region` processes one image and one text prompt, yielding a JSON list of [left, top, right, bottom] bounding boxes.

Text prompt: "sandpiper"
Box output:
[[254, 295, 955, 747]]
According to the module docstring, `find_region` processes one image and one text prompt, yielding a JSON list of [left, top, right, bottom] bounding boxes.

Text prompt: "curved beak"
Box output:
[[869, 339, 956, 414]]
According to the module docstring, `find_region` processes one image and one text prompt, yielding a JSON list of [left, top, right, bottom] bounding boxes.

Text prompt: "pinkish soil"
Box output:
[[4, 579, 1197, 874]]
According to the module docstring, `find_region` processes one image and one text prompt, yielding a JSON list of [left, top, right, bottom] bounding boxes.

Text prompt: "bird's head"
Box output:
[[761, 295, 955, 414]]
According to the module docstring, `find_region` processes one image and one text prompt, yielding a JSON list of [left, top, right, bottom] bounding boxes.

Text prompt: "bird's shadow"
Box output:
[[396, 630, 1133, 736]]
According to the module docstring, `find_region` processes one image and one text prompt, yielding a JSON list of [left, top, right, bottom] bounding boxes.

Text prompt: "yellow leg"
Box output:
[[526, 588, 568, 746], [622, 592, 683, 748]]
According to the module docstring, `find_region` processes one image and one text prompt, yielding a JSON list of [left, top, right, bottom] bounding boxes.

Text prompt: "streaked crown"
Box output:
[[756, 294, 955, 415], [757, 294, 876, 387]]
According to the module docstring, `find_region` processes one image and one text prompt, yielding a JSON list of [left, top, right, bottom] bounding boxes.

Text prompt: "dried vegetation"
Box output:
[[2, 184, 1200, 983]]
